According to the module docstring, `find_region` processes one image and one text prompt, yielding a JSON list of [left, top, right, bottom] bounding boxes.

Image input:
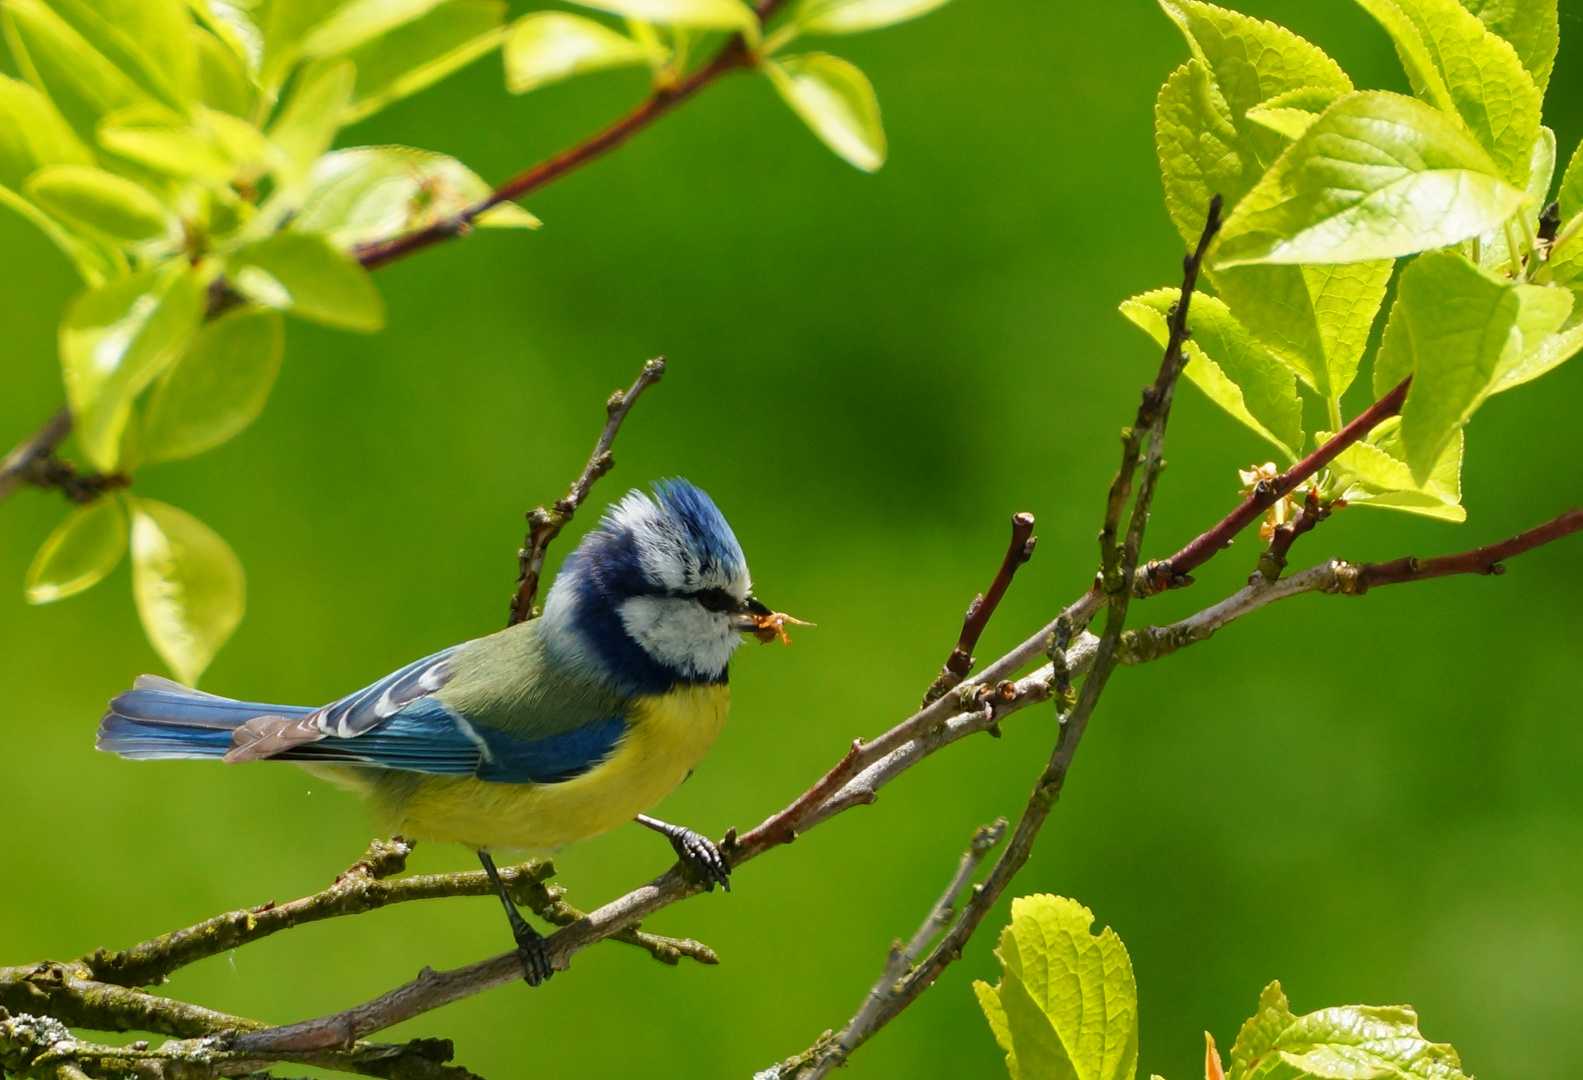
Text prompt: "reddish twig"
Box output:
[[0, 409, 118, 507], [1141, 376, 1412, 593], [1254, 489, 1331, 583], [922, 513, 1037, 704], [507, 358, 666, 625], [1345, 507, 1583, 592]]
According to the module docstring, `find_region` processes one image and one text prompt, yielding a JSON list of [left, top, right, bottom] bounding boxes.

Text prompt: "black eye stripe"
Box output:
[[695, 587, 736, 613]]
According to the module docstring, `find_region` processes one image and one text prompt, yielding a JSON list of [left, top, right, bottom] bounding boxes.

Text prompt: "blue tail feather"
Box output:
[[97, 685, 315, 760]]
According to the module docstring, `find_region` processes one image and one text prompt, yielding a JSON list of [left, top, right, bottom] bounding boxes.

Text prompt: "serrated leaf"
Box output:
[[1489, 318, 1583, 393], [1557, 137, 1583, 224], [571, 0, 758, 33], [298, 0, 451, 59], [1228, 980, 1469, 1080], [975, 979, 1020, 1080], [0, 74, 91, 190], [267, 57, 353, 185], [1214, 91, 1527, 267], [139, 308, 284, 466], [1458, 0, 1558, 95], [24, 496, 128, 603], [336, 0, 506, 124], [504, 12, 655, 94], [764, 53, 884, 172], [1121, 287, 1302, 457], [230, 231, 385, 331], [1355, 0, 1540, 186], [974, 895, 1138, 1080], [1243, 106, 1317, 141], [1330, 417, 1464, 520], [290, 145, 511, 246], [2, 0, 149, 142], [60, 266, 206, 471], [129, 497, 245, 686], [1244, 86, 1349, 144], [1475, 125, 1556, 272], [25, 163, 172, 241], [795, 0, 953, 34]]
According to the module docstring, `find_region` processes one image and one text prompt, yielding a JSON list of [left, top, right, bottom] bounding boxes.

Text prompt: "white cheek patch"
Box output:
[[618, 596, 741, 679]]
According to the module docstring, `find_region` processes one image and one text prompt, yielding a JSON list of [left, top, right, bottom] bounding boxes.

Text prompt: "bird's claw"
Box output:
[[512, 926, 554, 987], [669, 828, 732, 892]]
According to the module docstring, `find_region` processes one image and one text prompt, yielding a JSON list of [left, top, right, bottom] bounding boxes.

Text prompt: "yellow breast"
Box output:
[[372, 684, 731, 852]]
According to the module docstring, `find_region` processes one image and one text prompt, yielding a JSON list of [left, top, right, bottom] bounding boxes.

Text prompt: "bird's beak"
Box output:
[[731, 596, 814, 644]]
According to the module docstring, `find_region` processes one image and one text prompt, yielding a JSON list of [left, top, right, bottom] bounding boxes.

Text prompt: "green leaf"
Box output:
[[230, 231, 385, 331], [504, 12, 655, 94], [795, 0, 953, 34], [48, 0, 198, 108], [764, 53, 885, 172], [1355, 0, 1540, 186], [267, 57, 353, 185], [1228, 980, 1469, 1080], [1374, 250, 1570, 481], [1329, 417, 1465, 521], [1121, 287, 1302, 458], [334, 0, 506, 124], [96, 105, 236, 182], [1214, 91, 1527, 267], [1457, 0, 1558, 95], [129, 497, 245, 686], [1557, 137, 1583, 224], [193, 23, 256, 116], [571, 0, 758, 34], [1488, 317, 1583, 393], [2, 0, 149, 142], [1244, 86, 1349, 141], [24, 496, 128, 603], [298, 0, 451, 59], [972, 895, 1138, 1080], [25, 162, 172, 241], [60, 264, 208, 470], [259, 0, 344, 88], [139, 308, 284, 466], [0, 73, 91, 190]]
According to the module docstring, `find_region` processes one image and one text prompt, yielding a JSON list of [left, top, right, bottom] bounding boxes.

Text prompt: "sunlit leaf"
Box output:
[[1489, 318, 1583, 393], [1214, 91, 1527, 267], [96, 105, 235, 182], [1456, 0, 1558, 96], [503, 12, 655, 94], [764, 53, 885, 172], [193, 23, 256, 115], [129, 497, 245, 686], [230, 231, 385, 331], [140, 308, 284, 465], [335, 0, 506, 123], [795, 0, 953, 34], [0, 74, 91, 190], [1556, 136, 1583, 225], [2, 0, 148, 141], [60, 265, 208, 470], [25, 163, 172, 241], [1228, 980, 1469, 1080], [973, 895, 1138, 1080], [24, 496, 128, 604], [267, 57, 353, 184], [298, 0, 450, 58], [1330, 418, 1464, 521], [570, 0, 758, 34], [1121, 287, 1303, 458], [259, 0, 345, 87]]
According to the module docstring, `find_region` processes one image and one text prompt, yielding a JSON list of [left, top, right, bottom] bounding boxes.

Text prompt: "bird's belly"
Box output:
[[380, 684, 730, 851]]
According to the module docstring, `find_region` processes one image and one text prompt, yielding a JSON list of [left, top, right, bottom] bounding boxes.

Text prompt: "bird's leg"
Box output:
[[477, 849, 554, 986], [636, 814, 731, 891]]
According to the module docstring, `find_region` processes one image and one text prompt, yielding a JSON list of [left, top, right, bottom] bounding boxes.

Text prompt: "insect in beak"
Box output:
[[729, 596, 814, 644]]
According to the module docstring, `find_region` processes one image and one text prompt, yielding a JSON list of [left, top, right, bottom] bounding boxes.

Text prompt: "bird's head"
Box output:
[[541, 479, 777, 691]]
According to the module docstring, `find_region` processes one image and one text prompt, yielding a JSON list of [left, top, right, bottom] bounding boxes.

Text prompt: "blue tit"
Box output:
[[96, 479, 786, 984]]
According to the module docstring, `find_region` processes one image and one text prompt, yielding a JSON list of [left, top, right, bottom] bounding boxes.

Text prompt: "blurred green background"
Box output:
[[5, 1, 1583, 1076]]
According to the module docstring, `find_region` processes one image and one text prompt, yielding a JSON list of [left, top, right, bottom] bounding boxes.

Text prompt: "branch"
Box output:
[[1142, 376, 1411, 592], [922, 514, 1037, 704], [0, 409, 122, 508], [1254, 488, 1331, 583], [1344, 507, 1583, 590], [506, 357, 666, 624]]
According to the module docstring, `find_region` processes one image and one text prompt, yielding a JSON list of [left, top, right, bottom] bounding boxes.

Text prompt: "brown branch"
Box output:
[[1142, 376, 1412, 592], [922, 513, 1037, 704], [0, 410, 126, 508], [1254, 489, 1331, 583], [1344, 507, 1583, 592], [506, 357, 666, 625]]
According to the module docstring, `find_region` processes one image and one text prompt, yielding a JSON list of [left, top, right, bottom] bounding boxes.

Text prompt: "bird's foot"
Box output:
[[667, 827, 732, 892], [512, 924, 554, 987]]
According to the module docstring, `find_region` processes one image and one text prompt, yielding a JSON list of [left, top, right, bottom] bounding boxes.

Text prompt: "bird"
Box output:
[[96, 478, 792, 985]]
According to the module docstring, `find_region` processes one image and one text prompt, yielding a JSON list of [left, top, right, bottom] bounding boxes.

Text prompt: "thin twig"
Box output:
[[1254, 489, 1330, 583], [1343, 507, 1583, 591], [506, 357, 666, 625], [922, 514, 1037, 704], [0, 410, 81, 507]]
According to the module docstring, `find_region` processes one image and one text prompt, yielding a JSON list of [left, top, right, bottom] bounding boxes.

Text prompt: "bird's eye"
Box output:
[[695, 587, 736, 613]]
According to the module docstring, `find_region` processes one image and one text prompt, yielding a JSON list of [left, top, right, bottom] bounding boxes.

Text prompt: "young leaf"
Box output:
[[1227, 980, 1469, 1080], [297, 0, 451, 59], [259, 0, 347, 88], [139, 308, 285, 466], [45, 0, 197, 109], [25, 163, 172, 241], [1557, 137, 1583, 224], [230, 232, 386, 331], [61, 265, 208, 470], [0, 74, 91, 190], [1355, 0, 1540, 186], [973, 895, 1138, 1080], [794, 0, 953, 35], [24, 496, 129, 604], [1488, 319, 1583, 394], [2, 0, 148, 142], [1458, 0, 1558, 96], [1214, 91, 1527, 267], [335, 0, 506, 123], [96, 104, 238, 183], [267, 58, 353, 185], [504, 12, 655, 94], [570, 0, 758, 34], [764, 53, 885, 172], [129, 498, 246, 686], [1329, 418, 1465, 521], [1121, 287, 1303, 458], [193, 23, 257, 116]]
